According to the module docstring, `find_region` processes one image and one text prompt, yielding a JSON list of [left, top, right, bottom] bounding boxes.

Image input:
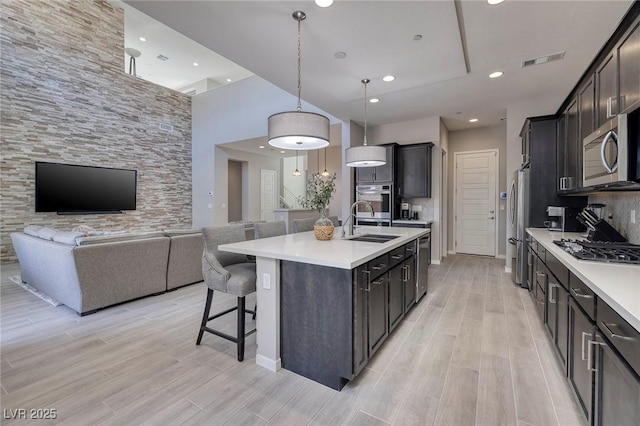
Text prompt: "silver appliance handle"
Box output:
[[508, 180, 516, 226], [600, 130, 618, 174]]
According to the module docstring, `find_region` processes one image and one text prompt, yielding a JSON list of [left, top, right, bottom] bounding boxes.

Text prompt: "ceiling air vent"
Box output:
[[156, 54, 169, 61], [522, 51, 565, 68]]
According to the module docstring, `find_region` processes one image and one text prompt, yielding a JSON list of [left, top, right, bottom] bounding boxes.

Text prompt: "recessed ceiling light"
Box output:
[[413, 34, 423, 41], [280, 150, 286, 154], [139, 37, 146, 42], [315, 0, 334, 7], [226, 78, 232, 82], [489, 71, 504, 78], [259, 145, 265, 149], [469, 118, 479, 123], [334, 51, 347, 59], [369, 98, 380, 103], [193, 62, 198, 67], [487, 0, 505, 5], [382, 75, 395, 82]]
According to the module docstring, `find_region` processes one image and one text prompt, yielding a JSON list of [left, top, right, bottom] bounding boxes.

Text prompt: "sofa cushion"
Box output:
[[52, 231, 85, 245], [24, 225, 43, 237], [75, 231, 166, 246], [37, 227, 58, 240], [164, 228, 201, 237]]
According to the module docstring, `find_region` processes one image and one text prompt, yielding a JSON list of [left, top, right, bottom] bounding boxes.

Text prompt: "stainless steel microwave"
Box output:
[[583, 106, 640, 188]]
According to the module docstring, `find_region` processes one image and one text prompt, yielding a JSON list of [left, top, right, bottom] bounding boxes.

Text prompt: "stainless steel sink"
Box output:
[[347, 234, 400, 243]]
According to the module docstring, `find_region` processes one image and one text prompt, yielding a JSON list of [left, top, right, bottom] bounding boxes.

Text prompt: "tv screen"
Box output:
[[35, 162, 137, 213]]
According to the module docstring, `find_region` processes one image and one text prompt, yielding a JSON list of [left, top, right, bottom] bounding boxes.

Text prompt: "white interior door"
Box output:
[[454, 150, 498, 256], [261, 169, 277, 222]]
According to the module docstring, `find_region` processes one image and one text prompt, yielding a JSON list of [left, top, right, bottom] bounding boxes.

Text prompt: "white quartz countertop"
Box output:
[[219, 226, 430, 270], [392, 219, 433, 225], [527, 228, 640, 332]]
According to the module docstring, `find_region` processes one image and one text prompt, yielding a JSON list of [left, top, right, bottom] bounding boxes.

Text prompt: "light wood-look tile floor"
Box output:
[[0, 256, 586, 425]]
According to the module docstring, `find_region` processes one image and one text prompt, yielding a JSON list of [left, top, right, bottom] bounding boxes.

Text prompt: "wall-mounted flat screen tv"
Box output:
[[35, 162, 137, 214]]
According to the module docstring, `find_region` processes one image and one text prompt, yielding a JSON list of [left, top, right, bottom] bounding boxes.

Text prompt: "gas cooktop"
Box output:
[[553, 239, 640, 265]]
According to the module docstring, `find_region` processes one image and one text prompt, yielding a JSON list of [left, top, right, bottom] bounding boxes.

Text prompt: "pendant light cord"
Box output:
[[296, 15, 302, 112], [362, 79, 370, 146]]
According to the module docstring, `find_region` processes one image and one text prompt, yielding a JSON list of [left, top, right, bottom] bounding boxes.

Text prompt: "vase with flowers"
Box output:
[[299, 172, 337, 240]]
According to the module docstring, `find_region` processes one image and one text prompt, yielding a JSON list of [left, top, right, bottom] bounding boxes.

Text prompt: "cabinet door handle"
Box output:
[[372, 263, 386, 270], [601, 322, 636, 341], [560, 177, 566, 190], [402, 265, 407, 281], [549, 284, 557, 304], [371, 278, 385, 288], [392, 254, 404, 260], [587, 340, 606, 372], [587, 340, 597, 372], [528, 253, 533, 266], [581, 331, 592, 361], [364, 270, 371, 292], [570, 287, 593, 299], [606, 97, 613, 118], [407, 266, 410, 281]]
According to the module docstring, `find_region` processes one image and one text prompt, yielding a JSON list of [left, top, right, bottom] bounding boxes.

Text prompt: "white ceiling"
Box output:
[[123, 0, 634, 133]]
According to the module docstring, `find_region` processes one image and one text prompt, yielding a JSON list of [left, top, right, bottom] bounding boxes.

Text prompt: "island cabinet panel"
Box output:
[[280, 261, 353, 391], [388, 266, 404, 332]]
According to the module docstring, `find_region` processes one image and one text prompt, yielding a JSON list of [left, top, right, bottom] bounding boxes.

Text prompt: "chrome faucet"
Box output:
[[342, 200, 375, 238]]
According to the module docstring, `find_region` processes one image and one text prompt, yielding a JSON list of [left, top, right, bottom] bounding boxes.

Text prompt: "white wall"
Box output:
[[282, 155, 307, 208], [368, 116, 443, 262], [307, 145, 344, 219], [191, 75, 339, 228]]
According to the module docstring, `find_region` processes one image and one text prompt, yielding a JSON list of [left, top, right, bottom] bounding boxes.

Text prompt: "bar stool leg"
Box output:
[[237, 296, 246, 361], [196, 288, 213, 345]]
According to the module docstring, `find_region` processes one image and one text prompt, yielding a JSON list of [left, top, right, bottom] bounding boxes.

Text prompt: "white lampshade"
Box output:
[[345, 145, 386, 167], [268, 111, 330, 150]]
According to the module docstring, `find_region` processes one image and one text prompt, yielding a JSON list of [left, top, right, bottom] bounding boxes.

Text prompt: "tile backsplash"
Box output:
[[588, 193, 640, 244]]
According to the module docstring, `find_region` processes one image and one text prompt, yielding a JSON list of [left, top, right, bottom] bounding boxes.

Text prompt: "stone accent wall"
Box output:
[[0, 0, 192, 262], [589, 193, 640, 244]]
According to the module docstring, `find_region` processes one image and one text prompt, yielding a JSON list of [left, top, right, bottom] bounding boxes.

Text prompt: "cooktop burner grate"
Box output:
[[553, 239, 640, 265]]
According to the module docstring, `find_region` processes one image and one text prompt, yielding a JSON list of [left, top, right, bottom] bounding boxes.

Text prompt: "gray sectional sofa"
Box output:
[[11, 227, 205, 315]]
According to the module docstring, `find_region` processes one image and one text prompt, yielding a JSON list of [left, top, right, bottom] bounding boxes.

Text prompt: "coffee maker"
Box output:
[[546, 206, 584, 232], [401, 203, 411, 219]]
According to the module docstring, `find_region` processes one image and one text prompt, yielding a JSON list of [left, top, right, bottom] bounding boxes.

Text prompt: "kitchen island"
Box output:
[[218, 226, 430, 389]]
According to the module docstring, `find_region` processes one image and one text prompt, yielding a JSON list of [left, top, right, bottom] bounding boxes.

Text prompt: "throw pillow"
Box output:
[[37, 227, 58, 240], [72, 224, 95, 234], [52, 231, 85, 245], [24, 225, 43, 237]]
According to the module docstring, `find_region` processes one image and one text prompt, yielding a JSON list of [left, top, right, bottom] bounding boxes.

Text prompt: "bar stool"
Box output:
[[254, 221, 287, 239], [292, 217, 317, 233], [196, 224, 256, 361]]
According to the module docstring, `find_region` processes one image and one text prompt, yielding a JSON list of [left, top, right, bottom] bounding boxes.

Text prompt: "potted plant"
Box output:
[[299, 172, 337, 240]]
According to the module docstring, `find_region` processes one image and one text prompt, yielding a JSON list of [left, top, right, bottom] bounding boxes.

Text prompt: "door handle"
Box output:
[[581, 331, 592, 361], [601, 322, 636, 341], [364, 270, 371, 292], [600, 130, 618, 174], [490, 210, 495, 213], [570, 287, 593, 299], [488, 216, 495, 220], [549, 283, 557, 304], [587, 339, 606, 372]]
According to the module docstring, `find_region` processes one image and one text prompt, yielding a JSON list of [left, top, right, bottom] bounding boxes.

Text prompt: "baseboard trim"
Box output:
[[431, 260, 441, 265], [447, 250, 455, 255], [496, 254, 506, 259], [256, 354, 281, 372], [505, 266, 512, 273]]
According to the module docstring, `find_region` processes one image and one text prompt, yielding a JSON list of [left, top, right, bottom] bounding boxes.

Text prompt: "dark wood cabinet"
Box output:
[[558, 99, 580, 192], [544, 253, 569, 372], [403, 257, 416, 312], [596, 51, 617, 127], [579, 77, 596, 148], [355, 144, 396, 183], [397, 143, 433, 198], [388, 265, 404, 332], [569, 293, 596, 424], [618, 16, 640, 113], [367, 272, 388, 355], [353, 265, 369, 375]]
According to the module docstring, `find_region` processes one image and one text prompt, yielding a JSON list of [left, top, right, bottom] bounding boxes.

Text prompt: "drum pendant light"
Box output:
[[345, 79, 386, 167], [268, 11, 330, 151]]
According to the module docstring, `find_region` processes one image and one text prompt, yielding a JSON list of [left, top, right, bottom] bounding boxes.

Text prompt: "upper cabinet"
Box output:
[[558, 98, 579, 193], [397, 143, 433, 199], [355, 144, 396, 183], [617, 16, 640, 113], [595, 51, 617, 127], [555, 6, 639, 194]]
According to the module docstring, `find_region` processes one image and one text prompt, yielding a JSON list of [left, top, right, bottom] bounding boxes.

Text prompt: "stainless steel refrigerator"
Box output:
[[509, 168, 529, 288]]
